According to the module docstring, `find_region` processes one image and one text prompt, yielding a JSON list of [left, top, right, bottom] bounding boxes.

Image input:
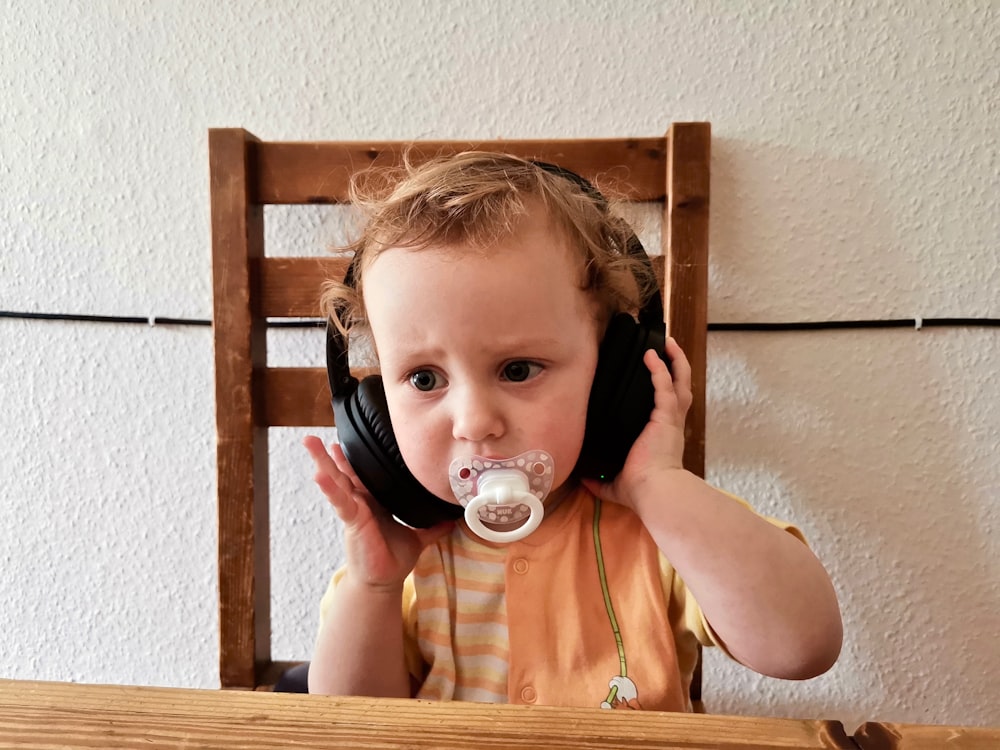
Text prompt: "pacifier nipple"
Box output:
[[448, 451, 555, 543]]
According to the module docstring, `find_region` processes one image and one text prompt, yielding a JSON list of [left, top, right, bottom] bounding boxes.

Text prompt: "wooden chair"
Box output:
[[208, 125, 711, 704]]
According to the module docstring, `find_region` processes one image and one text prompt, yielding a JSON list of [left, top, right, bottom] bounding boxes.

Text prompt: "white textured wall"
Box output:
[[2, 0, 997, 730]]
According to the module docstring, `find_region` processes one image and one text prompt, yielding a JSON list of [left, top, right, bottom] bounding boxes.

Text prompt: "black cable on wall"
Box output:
[[709, 318, 1000, 331], [2, 310, 999, 331]]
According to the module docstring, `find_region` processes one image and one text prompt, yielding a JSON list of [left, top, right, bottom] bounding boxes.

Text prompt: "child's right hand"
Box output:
[[303, 435, 454, 588]]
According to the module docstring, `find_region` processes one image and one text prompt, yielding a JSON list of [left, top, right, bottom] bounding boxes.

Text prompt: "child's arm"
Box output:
[[303, 436, 453, 696], [583, 343, 843, 680]]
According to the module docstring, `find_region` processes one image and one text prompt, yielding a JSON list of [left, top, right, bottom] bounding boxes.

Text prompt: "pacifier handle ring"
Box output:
[[465, 491, 544, 543]]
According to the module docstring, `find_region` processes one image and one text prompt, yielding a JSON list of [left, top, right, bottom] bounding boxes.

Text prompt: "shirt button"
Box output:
[[520, 685, 537, 703], [512, 558, 529, 574]]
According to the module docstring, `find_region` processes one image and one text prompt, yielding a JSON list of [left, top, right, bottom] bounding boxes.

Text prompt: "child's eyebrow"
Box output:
[[389, 336, 566, 362]]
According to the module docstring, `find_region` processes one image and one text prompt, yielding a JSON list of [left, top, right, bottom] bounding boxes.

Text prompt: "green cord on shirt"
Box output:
[[593, 499, 628, 704]]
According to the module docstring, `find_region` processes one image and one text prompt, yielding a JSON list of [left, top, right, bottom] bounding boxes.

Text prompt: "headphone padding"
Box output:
[[333, 376, 463, 528], [575, 313, 667, 480]]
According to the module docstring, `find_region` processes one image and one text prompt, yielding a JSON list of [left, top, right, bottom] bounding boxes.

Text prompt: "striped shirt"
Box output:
[[409, 529, 510, 702]]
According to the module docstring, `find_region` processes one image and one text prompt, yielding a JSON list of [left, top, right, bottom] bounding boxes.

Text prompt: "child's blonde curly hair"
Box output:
[[322, 151, 658, 343]]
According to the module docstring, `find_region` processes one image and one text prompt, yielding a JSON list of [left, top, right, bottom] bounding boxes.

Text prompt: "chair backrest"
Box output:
[[209, 125, 711, 695]]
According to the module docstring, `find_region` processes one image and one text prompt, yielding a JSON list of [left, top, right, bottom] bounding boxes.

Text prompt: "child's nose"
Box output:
[[450, 386, 504, 443]]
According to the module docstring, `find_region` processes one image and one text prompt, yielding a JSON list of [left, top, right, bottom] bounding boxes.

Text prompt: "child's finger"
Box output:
[[643, 349, 679, 426], [662, 338, 693, 411], [303, 435, 365, 523], [304, 436, 347, 486], [664, 337, 690, 385], [303, 434, 333, 464], [329, 443, 364, 487], [311, 468, 364, 523], [643, 347, 672, 385], [304, 437, 361, 496], [327, 443, 393, 521]]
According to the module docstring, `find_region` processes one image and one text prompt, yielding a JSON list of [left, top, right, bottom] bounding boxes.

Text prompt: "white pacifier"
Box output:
[[448, 450, 555, 543]]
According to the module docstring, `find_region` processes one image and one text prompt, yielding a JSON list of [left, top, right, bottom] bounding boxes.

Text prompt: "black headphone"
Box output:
[[326, 162, 668, 528]]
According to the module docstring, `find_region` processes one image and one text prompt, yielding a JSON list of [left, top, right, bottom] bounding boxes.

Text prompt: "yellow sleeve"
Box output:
[[316, 566, 347, 629], [400, 573, 425, 683]]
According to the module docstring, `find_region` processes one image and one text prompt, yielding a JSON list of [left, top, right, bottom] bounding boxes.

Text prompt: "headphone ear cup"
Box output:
[[576, 313, 668, 480], [332, 376, 462, 528]]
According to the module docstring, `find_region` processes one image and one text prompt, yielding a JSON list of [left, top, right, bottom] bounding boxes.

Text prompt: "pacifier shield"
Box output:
[[448, 450, 554, 543], [448, 450, 555, 519]]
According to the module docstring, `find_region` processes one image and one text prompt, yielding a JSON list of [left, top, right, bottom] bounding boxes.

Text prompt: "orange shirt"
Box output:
[[321, 485, 804, 711]]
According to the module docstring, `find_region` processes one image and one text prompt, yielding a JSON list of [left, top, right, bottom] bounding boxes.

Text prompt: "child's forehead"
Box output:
[[365, 198, 576, 264], [363, 233, 602, 357]]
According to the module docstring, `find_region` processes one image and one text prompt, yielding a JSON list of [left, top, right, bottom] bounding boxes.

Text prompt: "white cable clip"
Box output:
[[914, 316, 923, 331]]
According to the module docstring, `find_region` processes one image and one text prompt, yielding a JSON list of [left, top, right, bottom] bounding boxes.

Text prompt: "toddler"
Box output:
[[303, 152, 842, 711]]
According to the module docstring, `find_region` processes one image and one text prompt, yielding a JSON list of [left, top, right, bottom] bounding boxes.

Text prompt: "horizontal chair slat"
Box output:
[[258, 368, 332, 426], [259, 256, 665, 319], [252, 138, 669, 204], [258, 257, 348, 318], [257, 366, 379, 427]]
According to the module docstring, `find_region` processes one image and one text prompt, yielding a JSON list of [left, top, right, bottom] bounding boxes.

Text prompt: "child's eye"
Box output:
[[501, 361, 542, 383], [409, 370, 442, 392]]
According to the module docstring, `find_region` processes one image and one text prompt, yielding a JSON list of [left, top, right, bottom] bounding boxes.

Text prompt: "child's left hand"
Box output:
[[582, 337, 692, 511]]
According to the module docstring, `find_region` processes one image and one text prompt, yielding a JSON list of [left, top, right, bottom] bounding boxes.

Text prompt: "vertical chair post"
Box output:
[[210, 128, 272, 689], [663, 122, 711, 712]]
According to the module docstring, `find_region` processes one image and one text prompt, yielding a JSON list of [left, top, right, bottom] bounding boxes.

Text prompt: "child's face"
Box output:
[[363, 203, 602, 506]]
